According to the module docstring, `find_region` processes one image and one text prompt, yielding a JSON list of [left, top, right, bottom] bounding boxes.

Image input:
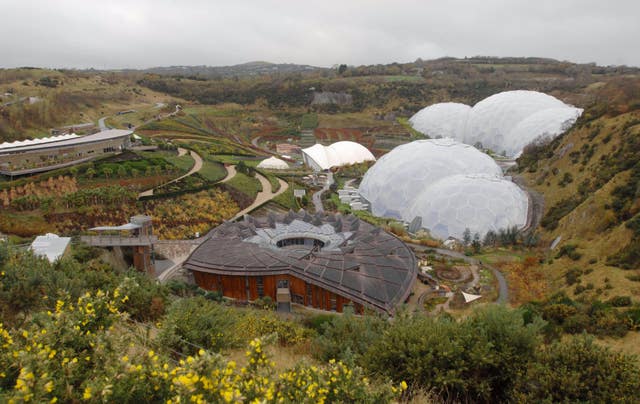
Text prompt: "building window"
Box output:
[[306, 283, 312, 306], [256, 276, 264, 298], [277, 279, 289, 289], [330, 294, 337, 312], [292, 294, 304, 305]]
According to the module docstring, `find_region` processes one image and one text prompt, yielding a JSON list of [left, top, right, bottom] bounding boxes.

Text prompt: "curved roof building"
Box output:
[[405, 174, 529, 240], [358, 138, 502, 219], [184, 210, 417, 314], [257, 156, 289, 170], [301, 141, 375, 171], [409, 90, 582, 157]]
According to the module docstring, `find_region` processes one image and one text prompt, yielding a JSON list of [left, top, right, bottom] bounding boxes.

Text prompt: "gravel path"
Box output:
[[312, 172, 334, 212], [231, 174, 289, 221], [138, 148, 203, 198]]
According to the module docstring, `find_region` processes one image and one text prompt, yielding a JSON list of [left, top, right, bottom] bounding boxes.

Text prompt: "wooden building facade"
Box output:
[[192, 271, 364, 314]]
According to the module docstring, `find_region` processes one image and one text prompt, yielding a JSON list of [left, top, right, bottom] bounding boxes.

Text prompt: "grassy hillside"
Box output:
[[517, 78, 640, 301]]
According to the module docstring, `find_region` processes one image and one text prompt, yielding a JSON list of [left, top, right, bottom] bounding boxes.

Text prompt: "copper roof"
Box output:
[[183, 210, 417, 314]]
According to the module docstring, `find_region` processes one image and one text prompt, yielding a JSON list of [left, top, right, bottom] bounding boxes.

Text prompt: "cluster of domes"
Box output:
[[358, 138, 528, 240], [301, 141, 375, 171], [409, 90, 583, 157]]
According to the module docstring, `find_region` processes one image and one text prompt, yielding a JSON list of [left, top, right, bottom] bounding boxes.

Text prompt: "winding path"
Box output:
[[312, 172, 334, 212], [138, 148, 203, 198], [230, 174, 289, 221]]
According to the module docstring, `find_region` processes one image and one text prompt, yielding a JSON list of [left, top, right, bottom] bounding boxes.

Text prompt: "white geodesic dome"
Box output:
[[465, 90, 582, 156], [405, 174, 529, 240], [257, 156, 289, 170], [302, 141, 375, 171], [408, 102, 471, 139], [507, 107, 584, 157], [358, 138, 503, 219], [408, 90, 583, 157]]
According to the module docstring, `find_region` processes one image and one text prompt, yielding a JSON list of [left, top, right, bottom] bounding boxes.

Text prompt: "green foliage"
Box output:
[[225, 172, 262, 203], [364, 306, 543, 402], [513, 337, 640, 403], [158, 297, 242, 355], [541, 196, 584, 230], [555, 244, 582, 261], [313, 309, 388, 364]]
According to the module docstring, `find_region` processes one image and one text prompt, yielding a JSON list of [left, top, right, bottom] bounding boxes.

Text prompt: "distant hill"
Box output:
[[136, 61, 325, 78]]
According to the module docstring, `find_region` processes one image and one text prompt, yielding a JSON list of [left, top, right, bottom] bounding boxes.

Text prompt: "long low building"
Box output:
[[183, 210, 417, 314], [0, 129, 132, 176]]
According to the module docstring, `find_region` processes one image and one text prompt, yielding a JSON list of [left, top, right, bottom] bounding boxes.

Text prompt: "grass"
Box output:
[[272, 183, 297, 210], [198, 159, 227, 182], [225, 172, 262, 201], [300, 113, 318, 130], [163, 153, 195, 173]]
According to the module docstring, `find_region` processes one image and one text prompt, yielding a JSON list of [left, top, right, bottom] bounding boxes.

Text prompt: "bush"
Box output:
[[513, 337, 640, 402], [158, 297, 242, 355], [314, 309, 388, 364], [609, 296, 633, 307], [364, 306, 543, 402]]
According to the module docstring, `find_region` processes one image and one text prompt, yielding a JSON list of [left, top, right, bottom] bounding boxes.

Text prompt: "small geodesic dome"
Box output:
[[301, 141, 375, 171], [257, 156, 289, 170], [405, 174, 529, 240], [358, 138, 502, 219]]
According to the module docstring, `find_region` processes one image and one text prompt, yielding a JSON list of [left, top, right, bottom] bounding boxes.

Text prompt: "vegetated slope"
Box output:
[[136, 57, 640, 113], [0, 68, 182, 141], [137, 61, 324, 78], [517, 78, 640, 300]]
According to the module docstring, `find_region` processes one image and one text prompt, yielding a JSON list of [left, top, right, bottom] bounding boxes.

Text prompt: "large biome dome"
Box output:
[[408, 102, 471, 139], [358, 138, 503, 219], [405, 174, 529, 240], [409, 90, 583, 157]]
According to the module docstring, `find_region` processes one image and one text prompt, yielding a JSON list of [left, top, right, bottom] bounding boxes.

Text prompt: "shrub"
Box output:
[[608, 296, 632, 307], [158, 297, 242, 355], [513, 337, 640, 402], [364, 306, 543, 402]]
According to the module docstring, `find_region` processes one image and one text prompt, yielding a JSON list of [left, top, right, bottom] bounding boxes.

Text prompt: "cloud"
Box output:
[[1, 0, 638, 69]]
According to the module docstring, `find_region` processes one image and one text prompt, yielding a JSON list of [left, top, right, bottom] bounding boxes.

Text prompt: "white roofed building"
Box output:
[[0, 129, 132, 176], [30, 233, 71, 263], [257, 156, 289, 170], [301, 141, 375, 171]]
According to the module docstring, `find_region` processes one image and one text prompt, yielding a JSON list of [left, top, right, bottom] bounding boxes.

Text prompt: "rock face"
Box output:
[[311, 91, 353, 105]]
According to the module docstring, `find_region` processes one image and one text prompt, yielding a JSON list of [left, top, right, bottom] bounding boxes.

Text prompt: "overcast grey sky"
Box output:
[[1, 0, 638, 69]]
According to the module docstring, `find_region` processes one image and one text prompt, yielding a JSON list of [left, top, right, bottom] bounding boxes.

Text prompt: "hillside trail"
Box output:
[[230, 173, 289, 221], [138, 148, 203, 198]]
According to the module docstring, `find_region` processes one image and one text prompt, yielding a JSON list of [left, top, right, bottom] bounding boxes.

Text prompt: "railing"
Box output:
[[80, 235, 158, 247]]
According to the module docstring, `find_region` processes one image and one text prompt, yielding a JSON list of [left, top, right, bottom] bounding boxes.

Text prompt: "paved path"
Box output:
[[98, 117, 109, 130], [312, 172, 334, 212], [220, 164, 237, 183], [411, 244, 509, 305], [230, 174, 289, 221], [138, 148, 203, 198]]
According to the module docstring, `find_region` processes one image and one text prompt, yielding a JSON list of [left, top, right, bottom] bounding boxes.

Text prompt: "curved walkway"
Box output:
[[138, 148, 203, 198], [220, 164, 237, 183], [230, 174, 289, 221], [312, 172, 334, 212]]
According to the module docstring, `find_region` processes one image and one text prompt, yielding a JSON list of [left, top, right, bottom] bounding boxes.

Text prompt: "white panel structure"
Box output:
[[408, 90, 583, 157], [257, 156, 289, 170], [405, 174, 529, 240], [408, 102, 471, 139], [301, 141, 375, 171], [358, 138, 502, 219], [506, 107, 583, 157]]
